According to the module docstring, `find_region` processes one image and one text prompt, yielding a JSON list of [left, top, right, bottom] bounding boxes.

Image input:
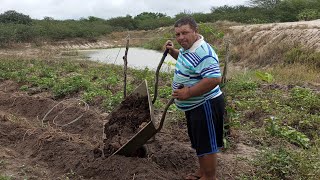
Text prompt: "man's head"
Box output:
[[174, 16, 199, 50]]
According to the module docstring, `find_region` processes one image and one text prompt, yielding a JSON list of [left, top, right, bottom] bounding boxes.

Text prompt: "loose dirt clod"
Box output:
[[103, 94, 150, 157]]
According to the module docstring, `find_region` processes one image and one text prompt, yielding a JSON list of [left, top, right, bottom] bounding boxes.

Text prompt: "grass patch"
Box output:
[[224, 67, 319, 179], [267, 64, 320, 85], [0, 56, 173, 112], [253, 146, 320, 179], [0, 176, 11, 180]]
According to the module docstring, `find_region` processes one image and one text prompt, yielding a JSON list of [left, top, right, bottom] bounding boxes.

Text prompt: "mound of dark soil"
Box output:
[[103, 94, 150, 157]]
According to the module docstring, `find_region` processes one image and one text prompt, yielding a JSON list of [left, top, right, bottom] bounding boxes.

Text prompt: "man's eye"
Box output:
[[182, 32, 191, 35]]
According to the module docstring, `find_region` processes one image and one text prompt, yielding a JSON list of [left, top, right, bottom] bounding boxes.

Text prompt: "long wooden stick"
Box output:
[[222, 40, 230, 84], [152, 49, 169, 104], [222, 39, 231, 138], [123, 36, 129, 99]]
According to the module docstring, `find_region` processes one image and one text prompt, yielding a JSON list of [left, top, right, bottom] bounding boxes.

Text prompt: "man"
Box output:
[[165, 16, 225, 180]]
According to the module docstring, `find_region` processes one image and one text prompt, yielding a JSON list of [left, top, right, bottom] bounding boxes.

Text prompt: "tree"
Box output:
[[43, 16, 54, 21], [298, 9, 319, 21], [87, 16, 105, 22], [107, 15, 136, 30], [249, 0, 282, 9], [134, 12, 167, 21], [0, 10, 32, 25], [134, 12, 172, 30]]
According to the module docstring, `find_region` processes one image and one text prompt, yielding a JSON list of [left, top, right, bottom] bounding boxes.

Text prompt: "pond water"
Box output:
[[80, 47, 176, 72]]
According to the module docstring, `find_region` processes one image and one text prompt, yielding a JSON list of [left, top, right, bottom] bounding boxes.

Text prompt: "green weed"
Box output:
[[52, 75, 91, 98], [255, 71, 274, 83], [289, 87, 320, 114], [102, 91, 123, 111], [266, 117, 310, 148], [254, 147, 320, 179], [19, 85, 29, 91], [0, 175, 11, 180]]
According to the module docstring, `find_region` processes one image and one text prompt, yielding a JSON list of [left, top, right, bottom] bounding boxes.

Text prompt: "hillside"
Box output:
[[231, 19, 320, 50], [230, 19, 320, 67]]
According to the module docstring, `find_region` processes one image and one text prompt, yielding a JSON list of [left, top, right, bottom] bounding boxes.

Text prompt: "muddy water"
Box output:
[[80, 47, 176, 72]]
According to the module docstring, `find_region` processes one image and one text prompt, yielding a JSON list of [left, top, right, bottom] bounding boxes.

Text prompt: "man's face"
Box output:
[[175, 24, 198, 50]]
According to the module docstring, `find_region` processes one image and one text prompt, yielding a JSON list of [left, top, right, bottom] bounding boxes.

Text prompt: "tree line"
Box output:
[[0, 0, 319, 45]]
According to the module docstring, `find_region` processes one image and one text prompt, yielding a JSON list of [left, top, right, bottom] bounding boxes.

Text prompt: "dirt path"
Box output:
[[0, 80, 255, 179]]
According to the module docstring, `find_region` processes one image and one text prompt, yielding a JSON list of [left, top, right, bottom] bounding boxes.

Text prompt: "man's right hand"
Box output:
[[164, 40, 174, 51], [164, 40, 179, 60]]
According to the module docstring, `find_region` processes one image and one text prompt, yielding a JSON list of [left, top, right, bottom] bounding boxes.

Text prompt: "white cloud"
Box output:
[[0, 0, 249, 20]]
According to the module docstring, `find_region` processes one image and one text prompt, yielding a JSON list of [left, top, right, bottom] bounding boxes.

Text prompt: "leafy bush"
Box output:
[[0, 10, 32, 25], [134, 12, 173, 30], [298, 9, 319, 21], [106, 15, 136, 30]]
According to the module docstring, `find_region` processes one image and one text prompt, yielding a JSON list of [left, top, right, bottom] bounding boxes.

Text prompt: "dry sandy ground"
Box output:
[[230, 19, 320, 53]]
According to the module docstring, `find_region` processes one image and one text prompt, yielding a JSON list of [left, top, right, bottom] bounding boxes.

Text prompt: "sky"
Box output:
[[0, 0, 249, 20]]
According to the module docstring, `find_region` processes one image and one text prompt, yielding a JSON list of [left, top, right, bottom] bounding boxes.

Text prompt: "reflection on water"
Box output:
[[80, 47, 176, 72]]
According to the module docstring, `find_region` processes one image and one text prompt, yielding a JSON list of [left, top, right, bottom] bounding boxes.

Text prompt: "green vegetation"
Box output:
[[0, 18, 114, 46], [252, 146, 320, 179], [1, 0, 320, 46], [284, 46, 320, 68], [0, 10, 32, 25], [224, 69, 319, 179], [0, 176, 11, 180], [0, 57, 171, 112]]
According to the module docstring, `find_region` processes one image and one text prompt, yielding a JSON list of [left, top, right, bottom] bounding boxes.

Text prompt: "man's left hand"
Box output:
[[172, 87, 191, 100]]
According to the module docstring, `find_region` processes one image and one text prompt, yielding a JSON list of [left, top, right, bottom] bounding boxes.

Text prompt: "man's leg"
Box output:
[[199, 153, 217, 180], [185, 96, 224, 180]]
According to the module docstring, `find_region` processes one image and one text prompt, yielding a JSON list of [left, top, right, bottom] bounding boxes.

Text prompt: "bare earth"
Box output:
[[0, 80, 255, 180], [231, 19, 320, 51]]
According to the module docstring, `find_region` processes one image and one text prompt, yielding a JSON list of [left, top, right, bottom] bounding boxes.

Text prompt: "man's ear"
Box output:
[[195, 27, 199, 33]]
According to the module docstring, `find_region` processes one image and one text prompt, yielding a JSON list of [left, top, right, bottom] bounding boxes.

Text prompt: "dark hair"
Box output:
[[174, 16, 198, 31]]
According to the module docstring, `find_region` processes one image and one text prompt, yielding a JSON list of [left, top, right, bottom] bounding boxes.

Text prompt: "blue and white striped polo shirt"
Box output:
[[172, 35, 222, 111]]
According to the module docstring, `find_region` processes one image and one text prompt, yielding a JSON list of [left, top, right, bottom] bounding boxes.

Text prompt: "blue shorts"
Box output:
[[185, 94, 225, 156]]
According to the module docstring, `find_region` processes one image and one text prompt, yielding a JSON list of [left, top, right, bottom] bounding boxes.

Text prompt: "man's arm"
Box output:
[[165, 40, 179, 60], [168, 48, 179, 60]]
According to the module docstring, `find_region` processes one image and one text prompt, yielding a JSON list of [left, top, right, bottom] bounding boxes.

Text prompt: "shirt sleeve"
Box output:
[[195, 56, 221, 78]]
